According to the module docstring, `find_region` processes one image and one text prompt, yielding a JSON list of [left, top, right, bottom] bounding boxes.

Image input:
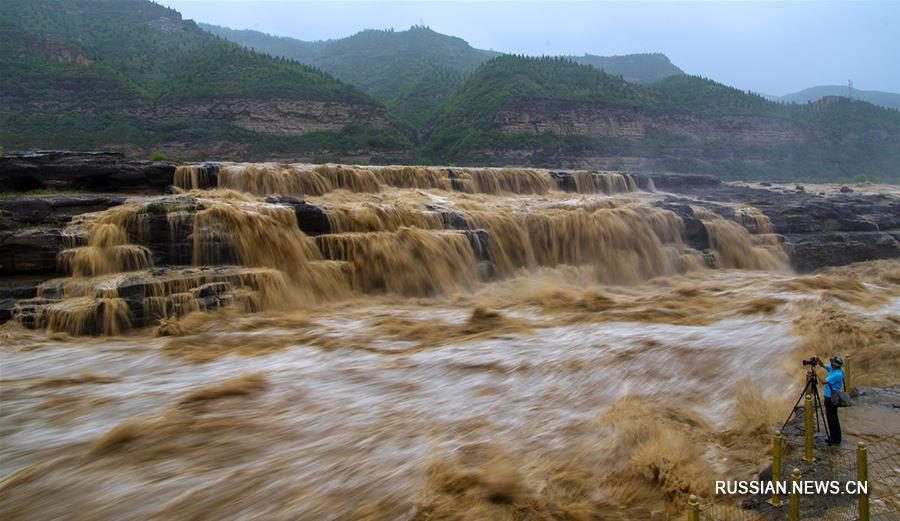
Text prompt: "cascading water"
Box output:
[[13, 165, 794, 335], [174, 163, 642, 196], [59, 205, 153, 277], [693, 207, 790, 271], [5, 162, 895, 521]]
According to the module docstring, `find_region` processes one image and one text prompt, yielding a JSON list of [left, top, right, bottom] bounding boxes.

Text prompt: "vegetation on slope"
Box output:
[[648, 75, 788, 116], [570, 53, 683, 84], [202, 24, 689, 129], [196, 24, 329, 65], [3, 1, 897, 181], [0, 0, 410, 161], [781, 85, 900, 111], [420, 57, 900, 182], [419, 56, 653, 163], [201, 24, 499, 128]]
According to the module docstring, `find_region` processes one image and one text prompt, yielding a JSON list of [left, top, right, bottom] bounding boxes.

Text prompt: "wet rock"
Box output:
[[656, 201, 710, 250], [0, 195, 127, 231], [425, 205, 469, 230], [0, 300, 13, 323], [0, 199, 52, 228], [0, 151, 176, 193], [444, 169, 470, 192], [0, 280, 41, 323], [461, 229, 491, 265], [0, 228, 63, 275], [265, 195, 331, 236], [788, 231, 900, 272], [549, 171, 579, 192], [10, 298, 51, 329], [635, 173, 721, 192], [839, 186, 853, 193], [194, 282, 230, 299], [11, 267, 272, 332], [186, 162, 220, 189], [660, 183, 900, 271]]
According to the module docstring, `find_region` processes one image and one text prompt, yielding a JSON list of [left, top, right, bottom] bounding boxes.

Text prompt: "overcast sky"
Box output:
[[161, 1, 900, 96]]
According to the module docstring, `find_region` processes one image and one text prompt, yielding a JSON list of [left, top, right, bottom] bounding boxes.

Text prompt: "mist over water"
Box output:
[[2, 163, 898, 519]]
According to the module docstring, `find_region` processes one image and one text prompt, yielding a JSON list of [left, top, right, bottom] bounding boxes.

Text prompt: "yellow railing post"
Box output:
[[844, 354, 851, 394], [804, 394, 814, 462], [857, 442, 869, 521], [789, 468, 800, 521], [687, 494, 700, 521], [770, 430, 783, 506]]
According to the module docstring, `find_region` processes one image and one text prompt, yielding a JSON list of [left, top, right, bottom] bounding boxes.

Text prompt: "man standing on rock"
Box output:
[[816, 356, 844, 444]]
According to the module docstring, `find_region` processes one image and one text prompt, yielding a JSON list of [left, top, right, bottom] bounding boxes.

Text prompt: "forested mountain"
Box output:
[[196, 25, 330, 65], [419, 56, 900, 182], [3, 1, 898, 182], [201, 24, 499, 128], [781, 86, 900, 111], [0, 0, 410, 161], [200, 24, 688, 129], [569, 53, 683, 84]]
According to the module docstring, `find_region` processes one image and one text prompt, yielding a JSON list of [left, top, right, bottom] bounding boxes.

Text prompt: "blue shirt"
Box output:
[[823, 365, 844, 398]]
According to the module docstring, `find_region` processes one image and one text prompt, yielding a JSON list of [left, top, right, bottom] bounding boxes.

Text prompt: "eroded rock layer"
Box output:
[[1, 156, 897, 333]]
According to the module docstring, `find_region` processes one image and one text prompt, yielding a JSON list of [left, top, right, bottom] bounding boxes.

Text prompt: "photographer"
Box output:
[[815, 356, 844, 445]]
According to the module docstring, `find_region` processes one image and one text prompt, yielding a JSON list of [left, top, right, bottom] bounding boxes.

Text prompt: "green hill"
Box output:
[[648, 75, 785, 115], [419, 56, 654, 163], [201, 24, 499, 128], [195, 25, 330, 65], [433, 55, 651, 118], [0, 0, 410, 161], [781, 85, 900, 111], [2, 1, 897, 182], [570, 53, 683, 84], [199, 24, 689, 129], [420, 57, 900, 182]]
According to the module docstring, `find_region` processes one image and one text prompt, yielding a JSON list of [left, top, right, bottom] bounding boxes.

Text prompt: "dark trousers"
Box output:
[[824, 395, 842, 444]]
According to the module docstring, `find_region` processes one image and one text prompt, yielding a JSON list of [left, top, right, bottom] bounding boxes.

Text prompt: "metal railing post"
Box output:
[[804, 394, 814, 462], [770, 430, 783, 506], [687, 494, 700, 521], [789, 468, 800, 521], [857, 442, 869, 521]]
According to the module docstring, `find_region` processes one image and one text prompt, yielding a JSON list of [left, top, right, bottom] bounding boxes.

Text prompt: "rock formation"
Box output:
[[1, 152, 896, 331]]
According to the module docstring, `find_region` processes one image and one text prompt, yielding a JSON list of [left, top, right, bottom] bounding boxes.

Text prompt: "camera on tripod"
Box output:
[[782, 355, 830, 440]]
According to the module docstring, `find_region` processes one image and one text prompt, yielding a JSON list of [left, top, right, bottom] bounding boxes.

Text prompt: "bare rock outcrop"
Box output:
[[137, 99, 392, 135], [655, 181, 900, 272], [0, 151, 175, 192], [491, 100, 806, 146]]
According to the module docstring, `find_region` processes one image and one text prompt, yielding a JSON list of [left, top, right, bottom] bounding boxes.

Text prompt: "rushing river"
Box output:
[[1, 163, 898, 520]]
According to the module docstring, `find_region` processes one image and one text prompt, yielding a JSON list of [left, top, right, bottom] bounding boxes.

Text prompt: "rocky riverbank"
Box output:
[[655, 180, 900, 271], [1, 152, 898, 330]]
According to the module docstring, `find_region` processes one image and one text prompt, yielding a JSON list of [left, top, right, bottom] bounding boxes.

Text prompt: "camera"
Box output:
[[802, 356, 818, 367]]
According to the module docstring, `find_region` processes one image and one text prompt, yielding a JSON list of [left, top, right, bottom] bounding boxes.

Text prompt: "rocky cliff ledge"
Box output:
[[491, 100, 807, 146], [0, 151, 175, 192], [135, 99, 392, 135], [1, 153, 897, 325], [655, 181, 900, 272]]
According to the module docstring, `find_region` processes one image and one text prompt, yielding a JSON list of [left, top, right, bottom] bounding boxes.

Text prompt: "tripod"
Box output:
[[781, 368, 830, 440]]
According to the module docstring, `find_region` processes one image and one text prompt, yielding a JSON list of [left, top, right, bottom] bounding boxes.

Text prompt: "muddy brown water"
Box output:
[[1, 164, 898, 520]]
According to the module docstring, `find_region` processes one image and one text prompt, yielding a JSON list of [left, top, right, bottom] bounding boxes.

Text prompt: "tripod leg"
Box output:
[[781, 379, 814, 433]]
